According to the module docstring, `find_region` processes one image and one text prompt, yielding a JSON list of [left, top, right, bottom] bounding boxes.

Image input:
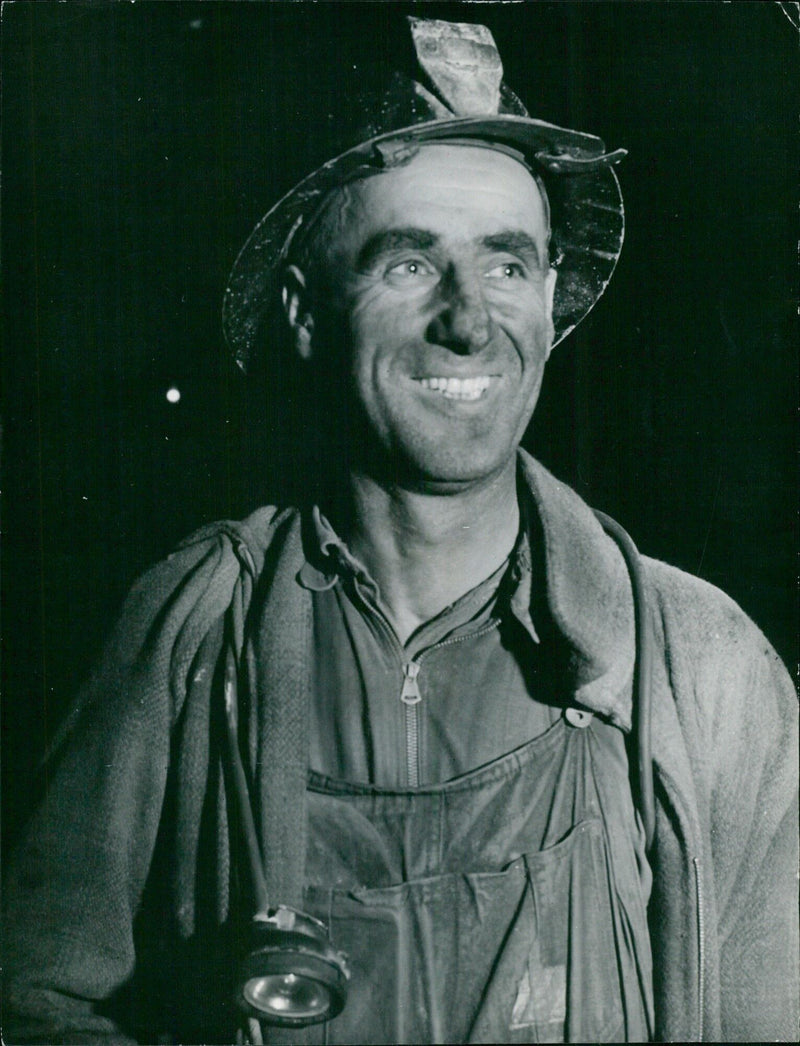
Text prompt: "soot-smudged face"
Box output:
[[284, 143, 557, 491]]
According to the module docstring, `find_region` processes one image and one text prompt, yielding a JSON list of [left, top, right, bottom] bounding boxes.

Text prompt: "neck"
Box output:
[[341, 458, 520, 644]]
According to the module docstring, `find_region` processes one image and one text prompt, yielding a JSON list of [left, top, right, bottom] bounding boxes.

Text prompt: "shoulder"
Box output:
[[642, 555, 796, 757], [53, 504, 304, 742], [172, 504, 300, 568], [130, 504, 301, 596], [642, 555, 788, 678], [96, 504, 303, 673]]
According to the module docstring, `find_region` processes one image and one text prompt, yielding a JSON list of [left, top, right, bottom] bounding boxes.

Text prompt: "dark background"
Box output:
[[3, 1, 797, 843]]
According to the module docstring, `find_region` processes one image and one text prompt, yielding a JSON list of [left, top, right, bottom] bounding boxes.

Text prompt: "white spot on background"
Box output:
[[166, 387, 181, 404]]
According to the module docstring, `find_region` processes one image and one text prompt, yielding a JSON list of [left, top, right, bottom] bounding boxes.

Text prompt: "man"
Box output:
[[4, 16, 797, 1045]]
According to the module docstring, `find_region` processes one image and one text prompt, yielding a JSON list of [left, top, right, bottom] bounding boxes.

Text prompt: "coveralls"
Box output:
[[269, 497, 654, 1042]]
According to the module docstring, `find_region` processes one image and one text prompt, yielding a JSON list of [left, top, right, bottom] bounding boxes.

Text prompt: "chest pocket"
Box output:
[[469, 819, 631, 1043]]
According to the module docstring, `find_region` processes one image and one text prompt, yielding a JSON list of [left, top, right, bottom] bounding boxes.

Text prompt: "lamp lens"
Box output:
[[243, 972, 331, 1020]]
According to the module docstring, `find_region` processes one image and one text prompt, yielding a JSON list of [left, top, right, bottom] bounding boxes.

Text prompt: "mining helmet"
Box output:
[[222, 16, 626, 373]]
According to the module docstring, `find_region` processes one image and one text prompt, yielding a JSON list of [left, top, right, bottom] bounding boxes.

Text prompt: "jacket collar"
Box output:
[[517, 449, 635, 730]]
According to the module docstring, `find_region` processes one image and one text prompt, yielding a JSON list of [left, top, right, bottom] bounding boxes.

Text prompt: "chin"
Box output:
[[395, 447, 514, 493]]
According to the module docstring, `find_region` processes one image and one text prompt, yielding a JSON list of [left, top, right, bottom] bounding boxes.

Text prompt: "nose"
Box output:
[[425, 266, 494, 354]]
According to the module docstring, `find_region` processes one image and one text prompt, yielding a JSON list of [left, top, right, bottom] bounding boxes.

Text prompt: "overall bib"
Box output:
[[263, 711, 653, 1044]]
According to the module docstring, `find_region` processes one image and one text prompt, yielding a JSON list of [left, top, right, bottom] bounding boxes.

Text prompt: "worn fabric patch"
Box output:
[[510, 947, 566, 1030]]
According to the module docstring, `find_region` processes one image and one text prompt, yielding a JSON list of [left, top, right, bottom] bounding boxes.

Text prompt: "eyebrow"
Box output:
[[355, 226, 547, 271], [356, 228, 439, 270], [481, 230, 545, 269]]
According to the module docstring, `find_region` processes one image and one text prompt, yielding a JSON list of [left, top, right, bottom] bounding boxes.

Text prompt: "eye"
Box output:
[[485, 261, 527, 280], [385, 258, 436, 281]]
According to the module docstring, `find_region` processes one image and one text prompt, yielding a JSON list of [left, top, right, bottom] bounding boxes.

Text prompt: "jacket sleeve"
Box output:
[[705, 622, 799, 1042], [2, 534, 243, 1045], [654, 558, 800, 1041]]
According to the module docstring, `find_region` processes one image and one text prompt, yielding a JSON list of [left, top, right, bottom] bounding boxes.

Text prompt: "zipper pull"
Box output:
[[400, 661, 422, 705]]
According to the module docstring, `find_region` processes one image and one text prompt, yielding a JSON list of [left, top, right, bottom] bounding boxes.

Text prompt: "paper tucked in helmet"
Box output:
[[222, 16, 626, 374]]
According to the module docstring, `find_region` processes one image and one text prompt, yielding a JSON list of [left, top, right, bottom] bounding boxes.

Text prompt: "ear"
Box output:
[[280, 264, 315, 361], [543, 266, 558, 360]]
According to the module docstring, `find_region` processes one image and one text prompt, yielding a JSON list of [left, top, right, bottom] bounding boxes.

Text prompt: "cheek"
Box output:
[[348, 291, 424, 368], [349, 281, 430, 327], [495, 299, 553, 365], [489, 277, 551, 323]]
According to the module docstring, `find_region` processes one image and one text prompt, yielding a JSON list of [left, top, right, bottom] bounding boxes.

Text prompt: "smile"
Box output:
[[415, 376, 493, 401]]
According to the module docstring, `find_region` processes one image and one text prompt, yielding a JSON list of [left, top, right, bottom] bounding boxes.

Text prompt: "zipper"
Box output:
[[401, 662, 423, 787], [693, 856, 705, 1041], [399, 621, 500, 788], [347, 576, 501, 788]]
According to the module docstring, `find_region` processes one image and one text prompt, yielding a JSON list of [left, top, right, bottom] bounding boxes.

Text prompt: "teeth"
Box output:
[[417, 376, 492, 401]]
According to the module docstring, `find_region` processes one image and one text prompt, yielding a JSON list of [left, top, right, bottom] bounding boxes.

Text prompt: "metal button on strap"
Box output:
[[564, 707, 594, 728]]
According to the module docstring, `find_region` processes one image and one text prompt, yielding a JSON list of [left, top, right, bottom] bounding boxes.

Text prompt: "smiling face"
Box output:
[[283, 143, 557, 491]]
